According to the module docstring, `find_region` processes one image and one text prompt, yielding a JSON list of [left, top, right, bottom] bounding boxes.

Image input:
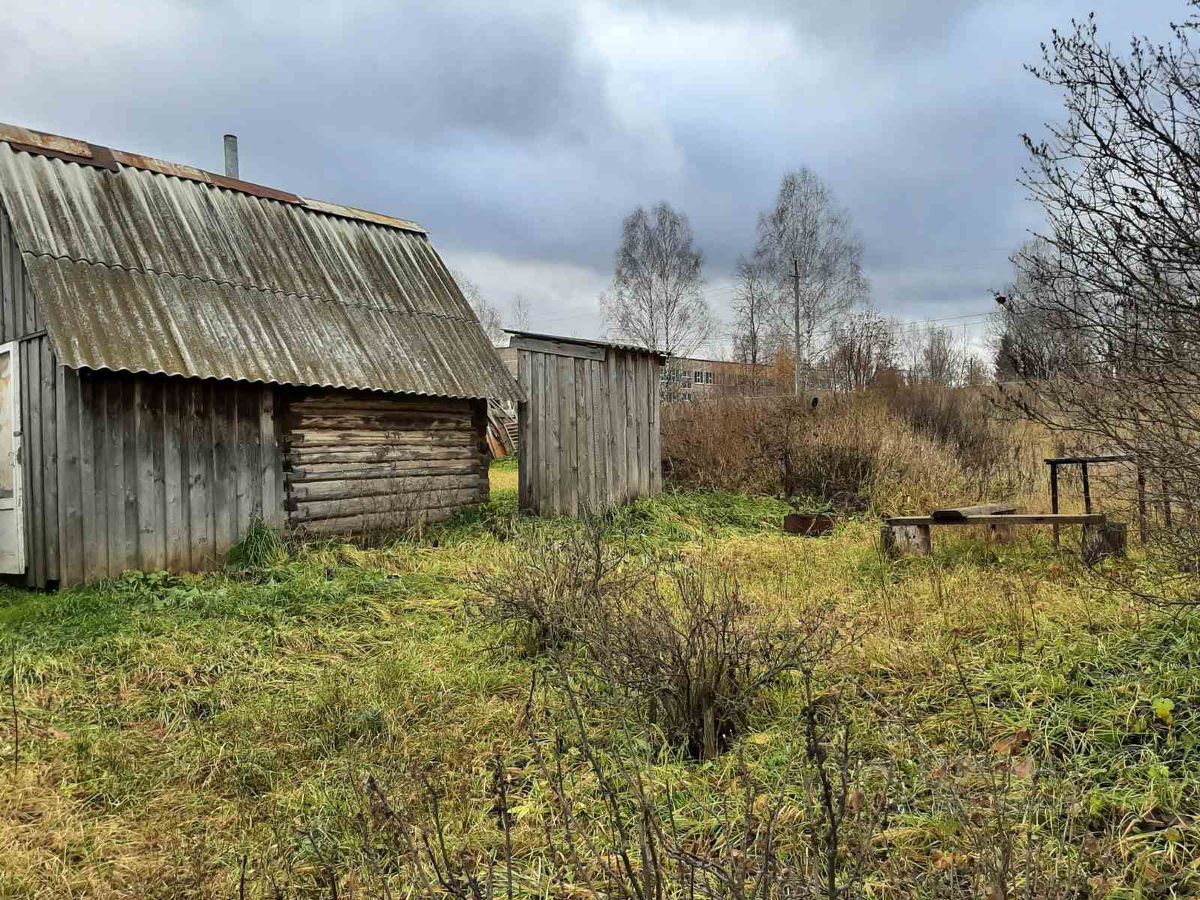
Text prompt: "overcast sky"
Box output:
[[0, 0, 1186, 356]]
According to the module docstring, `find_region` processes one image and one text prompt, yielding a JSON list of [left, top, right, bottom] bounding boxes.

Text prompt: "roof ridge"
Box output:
[[22, 248, 475, 322], [0, 122, 426, 235]]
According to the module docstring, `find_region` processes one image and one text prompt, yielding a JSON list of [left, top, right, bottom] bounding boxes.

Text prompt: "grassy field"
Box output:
[[1, 459, 1197, 897]]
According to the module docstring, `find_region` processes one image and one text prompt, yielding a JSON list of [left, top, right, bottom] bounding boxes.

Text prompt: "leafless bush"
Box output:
[[475, 517, 650, 655], [572, 565, 850, 760]]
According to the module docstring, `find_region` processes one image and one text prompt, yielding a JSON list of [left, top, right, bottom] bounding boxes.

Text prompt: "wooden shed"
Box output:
[[510, 331, 664, 517], [0, 123, 521, 588]]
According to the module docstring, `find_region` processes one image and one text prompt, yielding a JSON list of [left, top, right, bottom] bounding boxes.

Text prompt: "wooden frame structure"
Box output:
[[510, 331, 665, 517]]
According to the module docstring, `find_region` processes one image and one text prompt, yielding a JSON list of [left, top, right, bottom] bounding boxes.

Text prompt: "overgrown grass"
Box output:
[[0, 467, 1197, 897]]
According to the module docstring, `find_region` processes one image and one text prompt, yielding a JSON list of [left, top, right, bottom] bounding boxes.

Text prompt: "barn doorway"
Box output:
[[0, 341, 24, 573]]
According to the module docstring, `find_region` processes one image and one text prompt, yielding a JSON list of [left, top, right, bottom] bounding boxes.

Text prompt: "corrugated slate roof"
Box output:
[[0, 130, 521, 401]]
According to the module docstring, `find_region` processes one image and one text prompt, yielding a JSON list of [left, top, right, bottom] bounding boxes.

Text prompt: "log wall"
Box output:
[[281, 390, 489, 533]]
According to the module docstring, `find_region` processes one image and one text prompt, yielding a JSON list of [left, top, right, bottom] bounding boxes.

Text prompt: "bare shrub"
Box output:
[[571, 565, 849, 760], [476, 518, 649, 655]]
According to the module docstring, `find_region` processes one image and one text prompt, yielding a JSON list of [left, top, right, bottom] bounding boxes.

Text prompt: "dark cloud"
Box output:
[[0, 0, 1189, 350]]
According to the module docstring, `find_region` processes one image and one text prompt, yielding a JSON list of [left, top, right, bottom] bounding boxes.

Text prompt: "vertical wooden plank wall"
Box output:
[[52, 371, 283, 587], [515, 341, 662, 517]]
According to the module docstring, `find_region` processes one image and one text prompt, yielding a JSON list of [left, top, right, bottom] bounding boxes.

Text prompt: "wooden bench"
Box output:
[[882, 505, 1126, 563]]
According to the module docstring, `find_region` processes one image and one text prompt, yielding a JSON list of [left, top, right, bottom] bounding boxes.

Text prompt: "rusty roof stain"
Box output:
[[0, 127, 521, 402]]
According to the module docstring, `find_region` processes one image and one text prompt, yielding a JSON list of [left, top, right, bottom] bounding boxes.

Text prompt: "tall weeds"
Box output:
[[662, 386, 1042, 513]]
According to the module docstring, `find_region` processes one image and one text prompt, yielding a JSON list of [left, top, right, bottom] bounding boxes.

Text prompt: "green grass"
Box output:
[[0, 468, 1197, 897]]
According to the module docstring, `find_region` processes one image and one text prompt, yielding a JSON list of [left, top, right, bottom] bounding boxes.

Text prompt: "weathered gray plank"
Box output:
[[105, 378, 129, 577], [648, 358, 662, 495], [187, 382, 215, 570], [163, 380, 188, 572], [40, 341, 59, 582], [508, 336, 606, 361], [517, 349, 532, 511], [235, 385, 258, 535], [54, 365, 83, 586], [574, 358, 591, 515], [557, 355, 576, 516], [77, 372, 102, 578], [212, 383, 237, 557], [135, 379, 166, 572], [259, 389, 280, 526], [543, 353, 560, 514], [26, 341, 45, 586]]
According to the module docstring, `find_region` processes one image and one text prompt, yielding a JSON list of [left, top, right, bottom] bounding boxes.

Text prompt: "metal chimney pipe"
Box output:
[[223, 134, 239, 179]]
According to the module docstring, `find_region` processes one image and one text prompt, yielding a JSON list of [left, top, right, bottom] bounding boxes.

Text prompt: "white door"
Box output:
[[0, 342, 24, 574]]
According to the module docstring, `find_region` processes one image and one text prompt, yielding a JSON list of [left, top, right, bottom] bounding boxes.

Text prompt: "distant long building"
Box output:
[[662, 356, 786, 401], [496, 343, 788, 402]]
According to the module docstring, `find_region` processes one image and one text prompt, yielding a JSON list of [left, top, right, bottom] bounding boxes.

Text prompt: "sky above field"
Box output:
[[0, 0, 1186, 355]]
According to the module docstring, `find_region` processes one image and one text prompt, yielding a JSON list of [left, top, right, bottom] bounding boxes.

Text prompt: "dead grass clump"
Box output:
[[662, 391, 972, 513]]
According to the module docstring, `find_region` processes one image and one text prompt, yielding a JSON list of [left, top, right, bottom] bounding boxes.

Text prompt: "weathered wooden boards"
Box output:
[[882, 509, 1128, 562], [51, 370, 283, 586], [515, 337, 662, 517], [282, 391, 488, 533], [1082, 521, 1128, 565], [880, 523, 932, 558]]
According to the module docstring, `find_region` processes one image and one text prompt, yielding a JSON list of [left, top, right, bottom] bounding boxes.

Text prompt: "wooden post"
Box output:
[[1082, 521, 1127, 565], [1080, 461, 1092, 514], [1049, 461, 1060, 548], [881, 524, 932, 559], [1136, 465, 1148, 545]]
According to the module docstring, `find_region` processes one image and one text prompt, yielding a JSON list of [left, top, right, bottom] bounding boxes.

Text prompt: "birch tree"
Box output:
[[602, 203, 713, 358], [754, 169, 867, 393]]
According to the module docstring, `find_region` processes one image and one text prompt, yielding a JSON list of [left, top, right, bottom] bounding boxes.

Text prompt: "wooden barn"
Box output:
[[0, 123, 520, 588]]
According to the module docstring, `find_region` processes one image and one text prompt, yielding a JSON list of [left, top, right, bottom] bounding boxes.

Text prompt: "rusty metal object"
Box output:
[[783, 512, 835, 536]]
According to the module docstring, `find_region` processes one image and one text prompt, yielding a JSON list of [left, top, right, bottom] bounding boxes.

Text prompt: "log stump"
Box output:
[[1082, 522, 1127, 565], [881, 524, 932, 559]]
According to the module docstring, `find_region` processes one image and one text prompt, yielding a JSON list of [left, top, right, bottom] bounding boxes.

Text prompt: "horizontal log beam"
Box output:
[[285, 446, 478, 465], [286, 459, 483, 482], [287, 473, 484, 502], [288, 488, 485, 522], [286, 429, 477, 447]]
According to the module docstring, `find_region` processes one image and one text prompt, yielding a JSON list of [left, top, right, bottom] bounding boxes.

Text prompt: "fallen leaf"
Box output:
[[992, 728, 1033, 756]]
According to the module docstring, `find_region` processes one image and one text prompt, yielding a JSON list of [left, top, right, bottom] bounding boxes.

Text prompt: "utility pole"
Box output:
[[791, 257, 802, 395]]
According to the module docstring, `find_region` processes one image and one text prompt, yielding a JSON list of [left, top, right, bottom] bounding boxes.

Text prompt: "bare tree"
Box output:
[[1008, 7, 1200, 592], [452, 269, 505, 343], [509, 295, 532, 331], [754, 169, 868, 393], [601, 203, 713, 358], [963, 353, 991, 387], [908, 324, 965, 386], [992, 239, 1088, 382], [731, 256, 777, 367], [826, 309, 897, 392]]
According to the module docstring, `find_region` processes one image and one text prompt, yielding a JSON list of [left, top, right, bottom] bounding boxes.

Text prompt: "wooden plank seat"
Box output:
[[881, 508, 1126, 562]]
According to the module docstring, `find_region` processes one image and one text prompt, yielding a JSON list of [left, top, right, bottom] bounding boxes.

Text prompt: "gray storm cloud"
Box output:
[[0, 0, 1186, 349]]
